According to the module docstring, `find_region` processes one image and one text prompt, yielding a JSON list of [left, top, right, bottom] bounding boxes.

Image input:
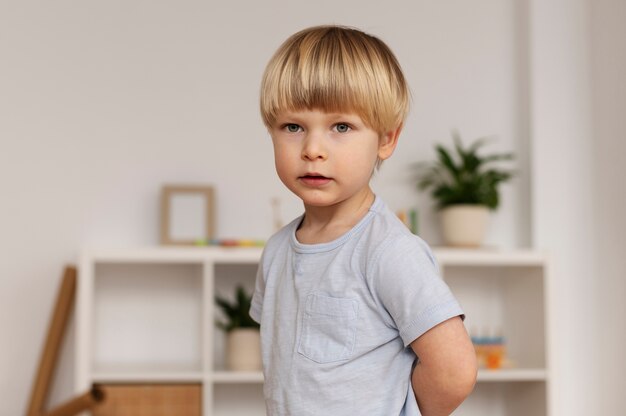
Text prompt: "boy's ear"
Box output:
[[378, 124, 403, 160]]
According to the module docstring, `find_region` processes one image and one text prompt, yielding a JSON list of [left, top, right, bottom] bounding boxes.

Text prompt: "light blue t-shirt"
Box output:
[[250, 196, 464, 416]]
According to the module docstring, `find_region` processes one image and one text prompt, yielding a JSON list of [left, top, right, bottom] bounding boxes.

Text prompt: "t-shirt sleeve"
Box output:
[[369, 235, 464, 347], [249, 250, 267, 324]]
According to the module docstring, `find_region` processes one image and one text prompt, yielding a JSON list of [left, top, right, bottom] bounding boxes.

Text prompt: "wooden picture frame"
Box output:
[[160, 185, 215, 245]]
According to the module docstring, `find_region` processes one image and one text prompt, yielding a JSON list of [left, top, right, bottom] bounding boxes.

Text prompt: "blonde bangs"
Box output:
[[260, 26, 409, 134]]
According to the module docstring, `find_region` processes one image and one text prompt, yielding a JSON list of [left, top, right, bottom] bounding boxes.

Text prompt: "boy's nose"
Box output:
[[301, 134, 328, 161]]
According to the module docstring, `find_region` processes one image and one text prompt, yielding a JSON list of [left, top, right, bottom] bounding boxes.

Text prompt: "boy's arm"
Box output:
[[410, 316, 477, 416]]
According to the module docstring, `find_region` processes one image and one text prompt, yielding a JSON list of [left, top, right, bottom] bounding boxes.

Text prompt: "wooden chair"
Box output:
[[26, 266, 105, 416]]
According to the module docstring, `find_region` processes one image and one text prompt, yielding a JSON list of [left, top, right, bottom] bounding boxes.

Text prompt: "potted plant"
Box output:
[[215, 285, 261, 371], [415, 131, 514, 247]]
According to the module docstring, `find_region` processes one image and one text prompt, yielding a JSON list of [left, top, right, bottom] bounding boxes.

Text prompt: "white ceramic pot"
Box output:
[[227, 328, 262, 371], [440, 204, 490, 247]]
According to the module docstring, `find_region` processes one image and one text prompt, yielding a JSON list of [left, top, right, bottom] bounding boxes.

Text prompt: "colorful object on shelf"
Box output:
[[409, 208, 419, 235], [396, 208, 419, 235], [194, 239, 265, 247], [471, 330, 508, 370], [397, 210, 408, 228]]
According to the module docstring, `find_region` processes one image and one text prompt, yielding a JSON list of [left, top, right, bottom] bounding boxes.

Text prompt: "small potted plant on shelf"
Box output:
[[415, 130, 514, 247], [215, 285, 261, 371]]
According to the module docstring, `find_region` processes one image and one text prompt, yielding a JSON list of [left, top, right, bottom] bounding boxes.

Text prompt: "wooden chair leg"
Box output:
[[26, 266, 107, 416], [26, 266, 77, 416], [43, 386, 105, 416]]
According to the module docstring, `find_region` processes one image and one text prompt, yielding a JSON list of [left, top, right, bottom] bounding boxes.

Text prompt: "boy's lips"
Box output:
[[299, 173, 332, 187]]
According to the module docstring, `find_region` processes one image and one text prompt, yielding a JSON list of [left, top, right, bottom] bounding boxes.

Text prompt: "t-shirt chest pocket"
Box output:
[[297, 293, 359, 364]]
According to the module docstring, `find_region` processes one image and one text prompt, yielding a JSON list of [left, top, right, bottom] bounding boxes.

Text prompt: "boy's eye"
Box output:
[[334, 123, 351, 133], [285, 124, 302, 133]]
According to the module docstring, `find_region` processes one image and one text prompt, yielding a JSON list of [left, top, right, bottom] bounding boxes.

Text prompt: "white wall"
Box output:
[[589, 0, 626, 412], [530, 0, 626, 413], [4, 0, 610, 414], [528, 1, 595, 414]]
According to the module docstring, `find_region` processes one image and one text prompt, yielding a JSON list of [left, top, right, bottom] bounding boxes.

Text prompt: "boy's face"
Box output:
[[269, 109, 399, 210]]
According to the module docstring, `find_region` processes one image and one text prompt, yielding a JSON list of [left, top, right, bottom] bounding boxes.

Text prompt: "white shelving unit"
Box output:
[[76, 246, 551, 416], [434, 247, 552, 416]]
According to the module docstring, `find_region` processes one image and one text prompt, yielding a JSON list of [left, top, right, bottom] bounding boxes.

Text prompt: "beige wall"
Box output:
[[529, 0, 595, 414], [589, 0, 626, 412], [530, 0, 626, 413]]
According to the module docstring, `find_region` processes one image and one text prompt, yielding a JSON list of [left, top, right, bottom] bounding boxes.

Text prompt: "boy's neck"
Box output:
[[295, 188, 375, 245]]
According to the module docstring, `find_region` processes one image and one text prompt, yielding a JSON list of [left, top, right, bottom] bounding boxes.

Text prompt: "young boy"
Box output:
[[250, 25, 477, 416]]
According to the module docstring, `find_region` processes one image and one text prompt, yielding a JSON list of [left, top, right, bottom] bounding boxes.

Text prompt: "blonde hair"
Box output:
[[260, 25, 410, 135]]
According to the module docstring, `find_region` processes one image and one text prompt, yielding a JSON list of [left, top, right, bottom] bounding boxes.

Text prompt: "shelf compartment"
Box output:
[[443, 265, 546, 370], [457, 381, 546, 416], [212, 263, 259, 372], [92, 262, 204, 375], [213, 384, 265, 416]]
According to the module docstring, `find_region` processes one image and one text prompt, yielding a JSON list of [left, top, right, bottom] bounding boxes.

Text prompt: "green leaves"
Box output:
[[215, 285, 260, 332], [415, 131, 515, 210]]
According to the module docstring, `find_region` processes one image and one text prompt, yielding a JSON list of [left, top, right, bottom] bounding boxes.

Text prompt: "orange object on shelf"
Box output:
[[471, 331, 507, 370], [485, 343, 506, 370]]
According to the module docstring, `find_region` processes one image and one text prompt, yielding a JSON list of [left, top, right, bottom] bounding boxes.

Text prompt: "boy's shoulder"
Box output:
[[368, 198, 411, 237], [368, 198, 426, 244], [365, 198, 438, 266]]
